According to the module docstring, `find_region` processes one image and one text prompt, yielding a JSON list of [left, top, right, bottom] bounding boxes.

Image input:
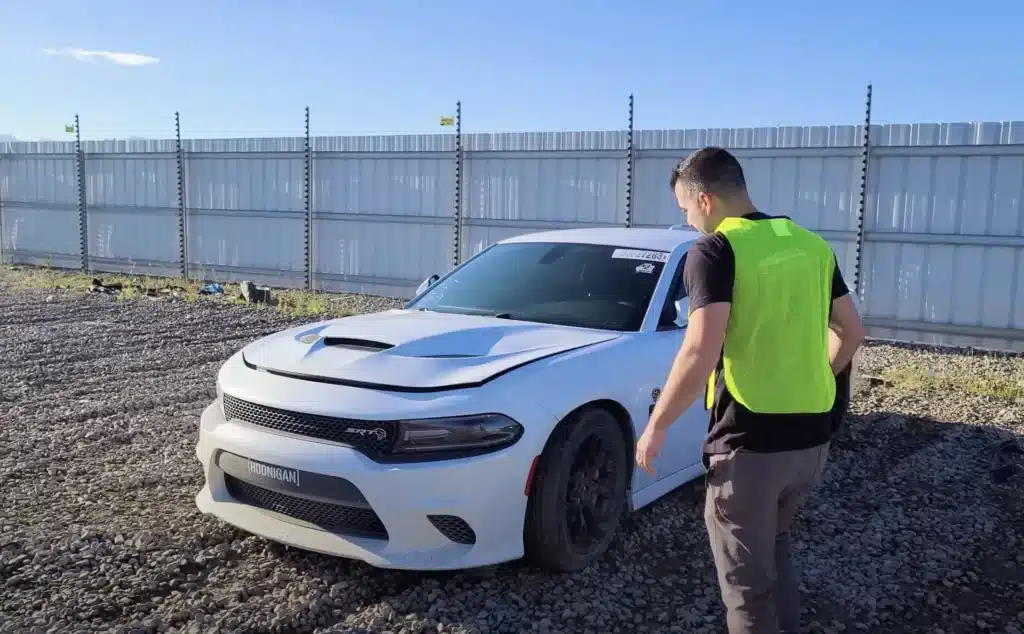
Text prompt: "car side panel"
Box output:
[[493, 334, 705, 500]]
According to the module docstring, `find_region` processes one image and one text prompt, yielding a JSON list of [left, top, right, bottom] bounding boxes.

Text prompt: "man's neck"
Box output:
[[723, 201, 760, 218], [711, 202, 760, 229]]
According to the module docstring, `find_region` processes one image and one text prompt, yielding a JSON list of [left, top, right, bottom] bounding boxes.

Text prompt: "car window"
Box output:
[[667, 253, 689, 301], [654, 253, 689, 329], [408, 242, 669, 331]]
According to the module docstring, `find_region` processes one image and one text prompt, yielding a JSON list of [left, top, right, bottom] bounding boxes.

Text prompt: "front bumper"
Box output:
[[194, 399, 534, 570]]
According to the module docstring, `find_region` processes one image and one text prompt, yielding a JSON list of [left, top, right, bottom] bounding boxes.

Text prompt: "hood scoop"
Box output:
[[321, 337, 394, 352]]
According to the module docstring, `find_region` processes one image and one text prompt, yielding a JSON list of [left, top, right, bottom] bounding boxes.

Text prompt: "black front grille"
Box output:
[[223, 394, 396, 454], [428, 515, 477, 545], [224, 475, 388, 539]]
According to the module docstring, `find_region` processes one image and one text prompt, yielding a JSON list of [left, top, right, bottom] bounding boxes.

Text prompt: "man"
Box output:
[[635, 147, 865, 634]]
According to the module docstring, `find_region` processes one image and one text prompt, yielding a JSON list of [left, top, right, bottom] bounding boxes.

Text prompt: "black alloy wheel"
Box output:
[[524, 407, 630, 572]]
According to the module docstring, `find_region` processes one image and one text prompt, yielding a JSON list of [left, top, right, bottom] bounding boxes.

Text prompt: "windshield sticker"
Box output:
[[612, 248, 669, 263], [635, 262, 656, 274]]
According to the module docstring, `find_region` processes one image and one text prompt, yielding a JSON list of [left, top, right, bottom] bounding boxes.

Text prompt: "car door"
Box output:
[[646, 256, 708, 481]]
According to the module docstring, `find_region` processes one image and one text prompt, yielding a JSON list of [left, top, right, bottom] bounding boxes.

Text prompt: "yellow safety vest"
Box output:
[[704, 215, 836, 414]]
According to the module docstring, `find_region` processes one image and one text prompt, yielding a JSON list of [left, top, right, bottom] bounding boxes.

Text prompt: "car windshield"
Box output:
[[407, 242, 669, 331]]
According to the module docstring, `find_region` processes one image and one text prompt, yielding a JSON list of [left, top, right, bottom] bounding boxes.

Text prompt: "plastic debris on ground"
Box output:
[[198, 283, 224, 296]]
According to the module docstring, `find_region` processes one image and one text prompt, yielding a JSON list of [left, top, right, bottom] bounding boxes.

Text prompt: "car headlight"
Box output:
[[392, 414, 524, 455]]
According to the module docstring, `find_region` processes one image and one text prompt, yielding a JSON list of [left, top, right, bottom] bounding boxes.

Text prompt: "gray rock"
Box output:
[[238, 280, 271, 305]]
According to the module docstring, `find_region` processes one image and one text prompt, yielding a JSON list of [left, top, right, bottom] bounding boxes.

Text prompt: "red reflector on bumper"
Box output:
[[524, 455, 540, 496]]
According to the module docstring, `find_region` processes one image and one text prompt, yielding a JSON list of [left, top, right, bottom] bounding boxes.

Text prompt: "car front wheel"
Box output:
[[524, 406, 630, 572]]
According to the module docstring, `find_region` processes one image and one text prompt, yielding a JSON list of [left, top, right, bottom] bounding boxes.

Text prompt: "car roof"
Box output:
[[498, 226, 700, 252]]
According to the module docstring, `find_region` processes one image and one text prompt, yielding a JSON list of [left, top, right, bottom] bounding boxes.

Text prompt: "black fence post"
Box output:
[[175, 111, 188, 281], [852, 83, 873, 302], [625, 93, 635, 228], [452, 100, 463, 267], [0, 143, 6, 266], [75, 114, 89, 272], [304, 106, 313, 291]]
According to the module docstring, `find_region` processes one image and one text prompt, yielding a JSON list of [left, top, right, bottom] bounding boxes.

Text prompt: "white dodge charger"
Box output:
[[194, 226, 730, 572]]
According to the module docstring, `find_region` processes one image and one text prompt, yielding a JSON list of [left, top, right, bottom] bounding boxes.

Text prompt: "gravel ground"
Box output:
[[1, 282, 1022, 634]]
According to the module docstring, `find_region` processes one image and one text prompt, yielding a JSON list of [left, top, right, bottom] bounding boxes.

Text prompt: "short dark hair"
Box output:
[[669, 146, 747, 198]]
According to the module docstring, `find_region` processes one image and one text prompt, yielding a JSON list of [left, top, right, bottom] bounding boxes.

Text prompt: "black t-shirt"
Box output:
[[682, 212, 850, 459]]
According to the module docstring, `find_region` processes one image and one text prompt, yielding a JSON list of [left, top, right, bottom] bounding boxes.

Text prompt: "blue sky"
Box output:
[[2, 0, 1021, 141]]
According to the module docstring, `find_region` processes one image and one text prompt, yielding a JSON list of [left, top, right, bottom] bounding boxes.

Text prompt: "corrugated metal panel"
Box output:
[[85, 156, 178, 208], [464, 154, 625, 223], [634, 153, 859, 223], [870, 121, 1024, 146], [312, 134, 455, 153], [312, 153, 455, 284], [183, 137, 306, 153], [185, 154, 305, 273], [314, 220, 451, 284], [86, 209, 180, 264], [0, 154, 79, 258], [635, 125, 864, 150], [1, 204, 80, 260], [860, 143, 1024, 351], [186, 211, 305, 275], [3, 141, 79, 154], [2, 154, 79, 205], [84, 155, 180, 263], [314, 156, 453, 217], [186, 155, 305, 212], [463, 131, 628, 152]]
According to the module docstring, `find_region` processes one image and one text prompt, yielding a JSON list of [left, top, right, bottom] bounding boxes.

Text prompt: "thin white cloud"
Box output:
[[43, 47, 159, 66]]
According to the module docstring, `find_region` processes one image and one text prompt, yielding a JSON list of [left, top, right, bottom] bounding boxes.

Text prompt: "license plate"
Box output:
[[246, 458, 300, 488]]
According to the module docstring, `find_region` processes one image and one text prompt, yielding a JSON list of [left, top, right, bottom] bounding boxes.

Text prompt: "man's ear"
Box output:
[[698, 191, 712, 214]]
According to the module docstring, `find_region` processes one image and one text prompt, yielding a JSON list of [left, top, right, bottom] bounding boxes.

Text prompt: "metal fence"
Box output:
[[3, 96, 1024, 352]]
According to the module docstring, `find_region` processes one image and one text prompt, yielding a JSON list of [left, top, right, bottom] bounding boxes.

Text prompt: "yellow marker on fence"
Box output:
[[439, 116, 455, 127], [65, 125, 75, 134]]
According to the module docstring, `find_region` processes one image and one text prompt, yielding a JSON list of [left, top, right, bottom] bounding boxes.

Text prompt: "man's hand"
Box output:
[[828, 294, 865, 375], [635, 428, 666, 475]]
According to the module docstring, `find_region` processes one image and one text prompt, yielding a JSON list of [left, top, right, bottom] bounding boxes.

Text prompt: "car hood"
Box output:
[[240, 309, 620, 391]]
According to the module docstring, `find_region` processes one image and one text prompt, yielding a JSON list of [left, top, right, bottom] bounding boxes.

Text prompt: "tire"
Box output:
[[523, 407, 630, 572]]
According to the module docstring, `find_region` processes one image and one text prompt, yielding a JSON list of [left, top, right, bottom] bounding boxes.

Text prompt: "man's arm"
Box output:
[[827, 258, 865, 375], [829, 295, 865, 375], [647, 302, 731, 433]]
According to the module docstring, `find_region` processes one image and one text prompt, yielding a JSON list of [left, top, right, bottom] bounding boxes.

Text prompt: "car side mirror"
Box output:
[[415, 274, 440, 297], [672, 299, 687, 328], [658, 298, 689, 330]]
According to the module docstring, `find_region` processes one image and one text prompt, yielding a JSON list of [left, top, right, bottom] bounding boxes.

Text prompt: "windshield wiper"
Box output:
[[419, 306, 519, 319]]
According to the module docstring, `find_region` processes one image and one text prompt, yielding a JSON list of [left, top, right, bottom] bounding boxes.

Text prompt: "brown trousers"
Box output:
[[704, 443, 831, 634]]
